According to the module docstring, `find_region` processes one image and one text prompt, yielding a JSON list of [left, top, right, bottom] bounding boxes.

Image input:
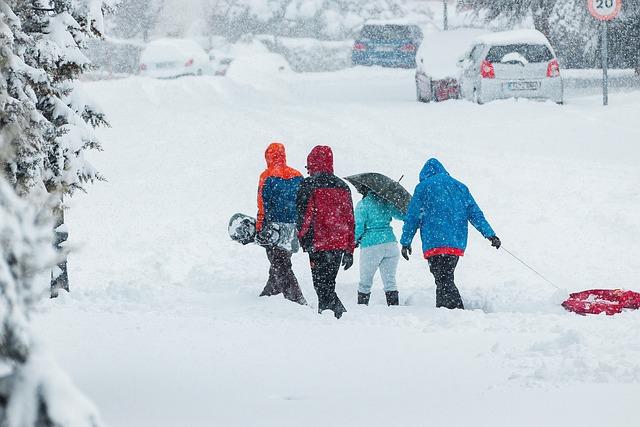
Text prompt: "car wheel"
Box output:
[[416, 80, 425, 103], [473, 88, 483, 105], [197, 69, 203, 76]]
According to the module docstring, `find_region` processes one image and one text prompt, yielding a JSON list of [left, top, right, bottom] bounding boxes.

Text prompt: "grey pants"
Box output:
[[358, 242, 399, 294]]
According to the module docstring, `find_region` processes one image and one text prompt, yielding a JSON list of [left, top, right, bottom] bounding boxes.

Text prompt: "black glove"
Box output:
[[401, 246, 412, 261], [489, 236, 501, 249], [342, 253, 353, 271], [255, 229, 271, 246]]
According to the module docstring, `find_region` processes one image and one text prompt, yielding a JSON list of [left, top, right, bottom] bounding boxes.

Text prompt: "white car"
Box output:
[[458, 30, 564, 104], [415, 28, 488, 102], [139, 39, 213, 79], [208, 49, 234, 76]]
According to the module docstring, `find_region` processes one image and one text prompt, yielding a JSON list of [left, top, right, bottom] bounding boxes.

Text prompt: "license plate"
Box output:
[[155, 62, 177, 69], [507, 81, 539, 91], [376, 46, 395, 52]]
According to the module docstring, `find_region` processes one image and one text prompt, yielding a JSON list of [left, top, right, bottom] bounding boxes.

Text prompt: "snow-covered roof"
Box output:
[[417, 28, 490, 79], [474, 29, 551, 47]]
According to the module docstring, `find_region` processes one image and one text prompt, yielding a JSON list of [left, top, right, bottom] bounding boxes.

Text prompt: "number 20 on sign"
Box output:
[[588, 0, 622, 21]]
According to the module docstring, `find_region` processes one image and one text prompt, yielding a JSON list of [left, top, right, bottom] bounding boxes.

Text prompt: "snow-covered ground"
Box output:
[[35, 48, 640, 426]]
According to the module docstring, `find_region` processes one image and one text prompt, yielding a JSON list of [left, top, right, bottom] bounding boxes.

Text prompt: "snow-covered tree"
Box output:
[[0, 1, 49, 197], [197, 0, 433, 41], [458, 0, 558, 37], [548, 0, 598, 68], [12, 0, 111, 196], [6, 0, 113, 295], [111, 0, 164, 41], [1, 3, 102, 424]]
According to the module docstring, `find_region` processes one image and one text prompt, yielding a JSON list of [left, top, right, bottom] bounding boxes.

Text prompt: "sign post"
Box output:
[[443, 0, 448, 31], [588, 0, 623, 106]]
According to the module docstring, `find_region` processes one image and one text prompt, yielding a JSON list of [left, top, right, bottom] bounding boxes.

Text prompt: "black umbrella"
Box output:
[[345, 173, 412, 214]]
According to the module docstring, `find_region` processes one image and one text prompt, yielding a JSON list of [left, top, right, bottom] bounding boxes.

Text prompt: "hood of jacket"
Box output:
[[265, 142, 287, 168], [307, 145, 334, 175], [419, 158, 449, 182]]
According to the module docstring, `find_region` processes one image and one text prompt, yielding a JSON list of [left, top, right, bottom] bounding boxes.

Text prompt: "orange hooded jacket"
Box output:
[[256, 143, 303, 231]]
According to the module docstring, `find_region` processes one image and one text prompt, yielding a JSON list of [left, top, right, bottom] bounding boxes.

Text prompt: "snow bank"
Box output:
[[225, 41, 291, 91], [34, 67, 640, 426], [140, 38, 207, 63]]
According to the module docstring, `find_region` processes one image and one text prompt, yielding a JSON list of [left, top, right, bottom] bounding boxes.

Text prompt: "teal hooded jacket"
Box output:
[[355, 193, 404, 248]]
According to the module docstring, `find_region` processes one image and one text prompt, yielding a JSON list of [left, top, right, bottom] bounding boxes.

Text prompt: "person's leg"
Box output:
[[379, 243, 399, 292], [358, 246, 382, 304], [379, 243, 400, 306], [428, 255, 463, 309], [271, 247, 307, 305], [310, 251, 346, 318], [309, 251, 326, 309], [260, 247, 282, 297]]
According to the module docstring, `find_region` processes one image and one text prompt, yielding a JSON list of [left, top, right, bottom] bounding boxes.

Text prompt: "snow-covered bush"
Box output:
[[0, 173, 102, 426]]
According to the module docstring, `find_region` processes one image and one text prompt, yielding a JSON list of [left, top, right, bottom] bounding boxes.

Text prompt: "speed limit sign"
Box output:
[[587, 0, 622, 106], [588, 0, 622, 21]]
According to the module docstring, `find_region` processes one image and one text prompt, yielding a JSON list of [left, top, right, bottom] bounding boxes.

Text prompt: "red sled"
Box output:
[[562, 289, 640, 316]]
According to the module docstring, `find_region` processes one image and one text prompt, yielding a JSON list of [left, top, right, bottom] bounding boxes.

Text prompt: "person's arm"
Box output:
[[400, 185, 424, 248], [342, 188, 356, 270], [256, 173, 267, 231], [465, 185, 495, 238], [354, 201, 366, 246], [296, 179, 314, 249], [391, 205, 405, 222]]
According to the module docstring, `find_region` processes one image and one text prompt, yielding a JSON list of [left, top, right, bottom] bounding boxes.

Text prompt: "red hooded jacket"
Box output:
[[296, 146, 356, 253]]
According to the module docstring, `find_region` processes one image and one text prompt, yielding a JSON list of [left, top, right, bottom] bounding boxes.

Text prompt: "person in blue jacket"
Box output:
[[355, 188, 404, 306], [399, 158, 501, 309]]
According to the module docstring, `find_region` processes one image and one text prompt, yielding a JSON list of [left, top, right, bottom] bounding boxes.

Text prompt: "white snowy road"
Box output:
[[36, 51, 640, 427]]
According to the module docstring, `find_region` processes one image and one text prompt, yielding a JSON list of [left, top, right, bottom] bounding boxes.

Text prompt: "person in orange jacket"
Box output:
[[256, 142, 307, 305]]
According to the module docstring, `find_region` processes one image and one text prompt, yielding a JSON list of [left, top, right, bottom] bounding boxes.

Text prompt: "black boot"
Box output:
[[357, 292, 370, 305], [385, 291, 399, 306]]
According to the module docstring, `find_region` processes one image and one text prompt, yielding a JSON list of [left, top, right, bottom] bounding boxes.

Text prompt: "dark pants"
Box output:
[[428, 255, 464, 309], [260, 247, 307, 305], [309, 250, 347, 319]]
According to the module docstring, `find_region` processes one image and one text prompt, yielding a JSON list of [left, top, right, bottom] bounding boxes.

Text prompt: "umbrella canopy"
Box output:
[[345, 173, 412, 214]]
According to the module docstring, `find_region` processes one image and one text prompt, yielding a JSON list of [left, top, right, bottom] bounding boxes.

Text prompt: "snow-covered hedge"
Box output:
[[258, 36, 353, 72]]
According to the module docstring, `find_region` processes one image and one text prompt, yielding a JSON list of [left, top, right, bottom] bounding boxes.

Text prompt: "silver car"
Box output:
[[458, 30, 563, 104]]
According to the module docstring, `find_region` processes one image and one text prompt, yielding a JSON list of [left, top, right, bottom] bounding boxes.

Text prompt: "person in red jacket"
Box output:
[[296, 145, 355, 319], [257, 142, 306, 305]]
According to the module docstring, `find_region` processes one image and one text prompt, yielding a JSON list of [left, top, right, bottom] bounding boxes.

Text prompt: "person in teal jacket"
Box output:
[[355, 188, 404, 306]]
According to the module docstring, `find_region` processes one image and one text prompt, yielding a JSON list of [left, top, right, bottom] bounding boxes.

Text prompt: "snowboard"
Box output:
[[228, 213, 299, 252]]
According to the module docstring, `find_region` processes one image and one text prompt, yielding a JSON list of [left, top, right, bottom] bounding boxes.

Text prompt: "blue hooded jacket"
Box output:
[[399, 158, 495, 256]]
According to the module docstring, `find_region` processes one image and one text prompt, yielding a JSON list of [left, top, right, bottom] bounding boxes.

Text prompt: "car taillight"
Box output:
[[480, 60, 495, 79], [353, 42, 366, 52], [547, 59, 560, 78], [185, 58, 194, 67], [139, 63, 147, 71], [400, 43, 416, 52]]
